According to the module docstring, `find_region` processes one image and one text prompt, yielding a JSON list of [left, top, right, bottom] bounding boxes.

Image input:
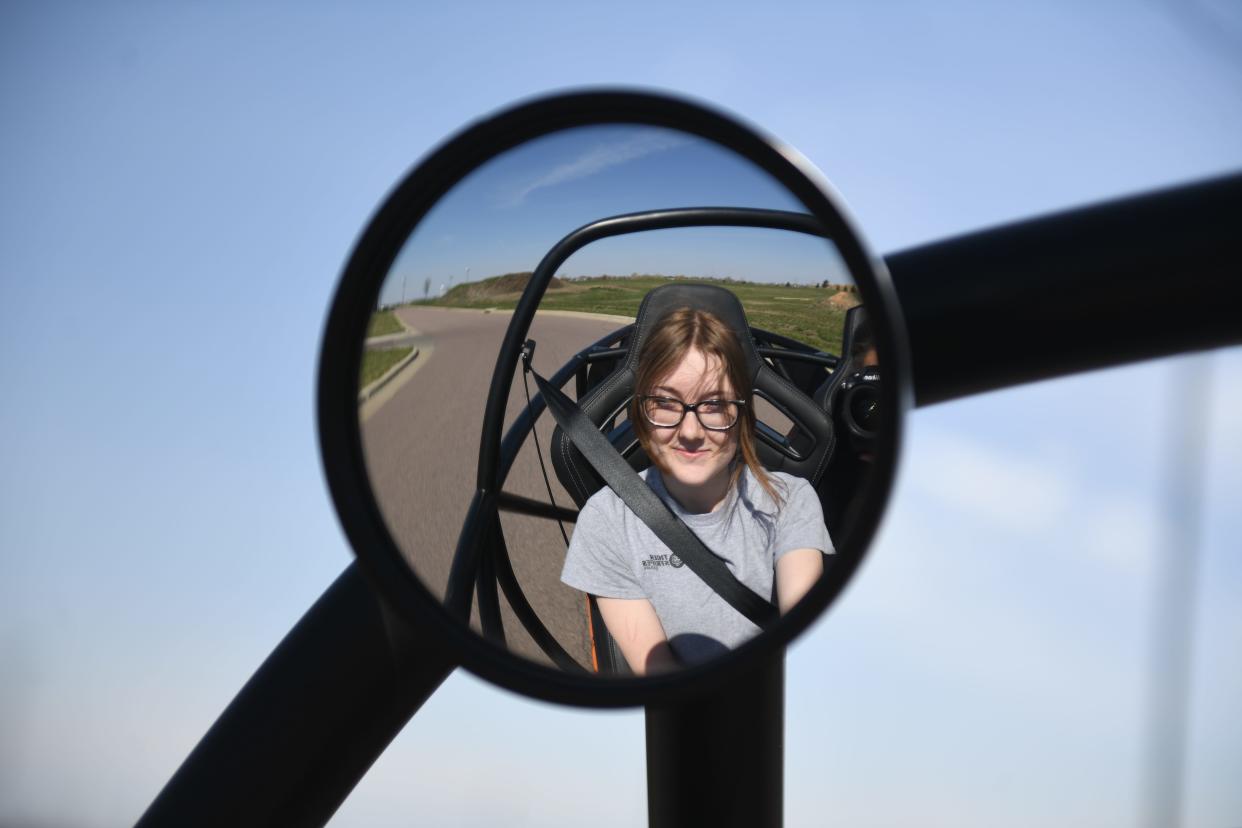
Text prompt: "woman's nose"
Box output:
[[678, 408, 704, 440]]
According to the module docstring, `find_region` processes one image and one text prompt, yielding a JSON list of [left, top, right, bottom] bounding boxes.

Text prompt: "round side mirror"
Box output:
[[318, 89, 910, 706]]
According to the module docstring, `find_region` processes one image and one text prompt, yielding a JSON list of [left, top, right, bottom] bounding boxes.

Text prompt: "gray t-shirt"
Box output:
[[560, 466, 833, 665]]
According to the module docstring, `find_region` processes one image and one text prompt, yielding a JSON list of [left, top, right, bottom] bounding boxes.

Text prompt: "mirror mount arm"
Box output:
[[887, 171, 1242, 407], [136, 562, 455, 828], [646, 649, 785, 827]]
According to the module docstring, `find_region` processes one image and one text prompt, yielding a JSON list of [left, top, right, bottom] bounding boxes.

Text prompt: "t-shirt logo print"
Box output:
[[641, 553, 685, 570]]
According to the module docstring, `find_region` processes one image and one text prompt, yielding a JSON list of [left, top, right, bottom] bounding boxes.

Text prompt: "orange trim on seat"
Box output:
[[585, 595, 600, 673]]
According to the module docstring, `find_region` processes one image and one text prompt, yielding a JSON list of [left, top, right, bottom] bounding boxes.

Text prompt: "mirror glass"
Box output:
[[358, 124, 881, 675]]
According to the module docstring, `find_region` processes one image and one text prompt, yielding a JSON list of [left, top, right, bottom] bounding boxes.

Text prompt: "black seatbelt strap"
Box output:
[[523, 342, 778, 630]]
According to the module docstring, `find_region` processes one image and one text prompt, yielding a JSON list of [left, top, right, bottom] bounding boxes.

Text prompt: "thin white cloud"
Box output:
[[902, 422, 1167, 579], [908, 426, 1071, 532], [1080, 494, 1160, 578], [502, 130, 689, 206]]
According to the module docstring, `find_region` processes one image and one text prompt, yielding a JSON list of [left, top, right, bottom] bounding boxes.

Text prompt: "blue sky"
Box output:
[[380, 124, 837, 303], [2, 2, 1241, 826]]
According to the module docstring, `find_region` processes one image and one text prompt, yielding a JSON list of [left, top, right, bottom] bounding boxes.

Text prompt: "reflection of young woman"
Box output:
[[560, 307, 830, 675]]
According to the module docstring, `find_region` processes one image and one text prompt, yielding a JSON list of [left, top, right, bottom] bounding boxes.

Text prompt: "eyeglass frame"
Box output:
[[635, 394, 748, 431]]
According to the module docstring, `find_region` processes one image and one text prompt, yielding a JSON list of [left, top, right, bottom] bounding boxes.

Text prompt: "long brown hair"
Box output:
[[630, 306, 784, 507]]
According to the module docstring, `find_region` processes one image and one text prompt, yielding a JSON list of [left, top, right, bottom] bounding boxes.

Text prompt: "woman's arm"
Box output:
[[595, 596, 681, 675], [775, 548, 824, 614]]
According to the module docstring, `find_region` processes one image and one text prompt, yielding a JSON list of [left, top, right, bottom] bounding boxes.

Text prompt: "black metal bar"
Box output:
[[476, 208, 830, 492], [581, 346, 628, 362], [495, 490, 579, 523], [492, 525, 588, 673], [449, 329, 617, 652], [136, 562, 455, 828], [443, 489, 490, 620], [886, 171, 1242, 407], [755, 347, 838, 368], [768, 350, 797, 383], [575, 361, 589, 400], [646, 650, 785, 828], [476, 512, 506, 646], [751, 325, 823, 352]]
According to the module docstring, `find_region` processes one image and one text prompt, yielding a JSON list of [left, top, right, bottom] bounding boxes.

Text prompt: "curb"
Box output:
[[427, 306, 636, 325], [364, 309, 419, 348], [357, 347, 420, 404]]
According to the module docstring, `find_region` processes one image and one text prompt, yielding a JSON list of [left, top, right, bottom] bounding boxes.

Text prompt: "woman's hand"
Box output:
[[595, 596, 681, 675], [775, 548, 824, 614]]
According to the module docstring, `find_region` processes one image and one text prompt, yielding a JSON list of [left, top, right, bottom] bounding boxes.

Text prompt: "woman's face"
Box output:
[[644, 347, 739, 505]]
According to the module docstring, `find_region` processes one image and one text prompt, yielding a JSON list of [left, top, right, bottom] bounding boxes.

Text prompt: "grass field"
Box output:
[[360, 346, 413, 389], [367, 310, 404, 338], [417, 274, 860, 353]]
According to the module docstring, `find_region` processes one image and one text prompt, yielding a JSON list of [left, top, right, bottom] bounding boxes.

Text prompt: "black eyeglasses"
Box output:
[[637, 395, 746, 430]]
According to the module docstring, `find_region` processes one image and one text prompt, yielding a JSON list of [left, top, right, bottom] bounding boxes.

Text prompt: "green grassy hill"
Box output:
[[416, 273, 859, 353]]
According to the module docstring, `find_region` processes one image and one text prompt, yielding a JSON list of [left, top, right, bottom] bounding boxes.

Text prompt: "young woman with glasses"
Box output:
[[560, 306, 830, 675]]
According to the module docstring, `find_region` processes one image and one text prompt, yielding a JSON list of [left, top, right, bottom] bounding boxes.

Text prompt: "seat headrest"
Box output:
[[813, 304, 869, 410], [623, 284, 764, 380]]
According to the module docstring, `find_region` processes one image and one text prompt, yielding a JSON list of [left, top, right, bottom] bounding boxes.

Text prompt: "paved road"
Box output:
[[360, 307, 629, 670]]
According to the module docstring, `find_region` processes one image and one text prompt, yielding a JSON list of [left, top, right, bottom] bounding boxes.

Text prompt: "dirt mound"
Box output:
[[444, 272, 565, 302], [820, 290, 862, 311]]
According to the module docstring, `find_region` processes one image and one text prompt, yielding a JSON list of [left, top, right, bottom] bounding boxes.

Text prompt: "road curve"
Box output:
[[360, 306, 628, 670]]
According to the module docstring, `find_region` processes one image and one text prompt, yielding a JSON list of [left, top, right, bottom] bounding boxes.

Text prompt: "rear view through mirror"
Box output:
[[319, 92, 910, 705]]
